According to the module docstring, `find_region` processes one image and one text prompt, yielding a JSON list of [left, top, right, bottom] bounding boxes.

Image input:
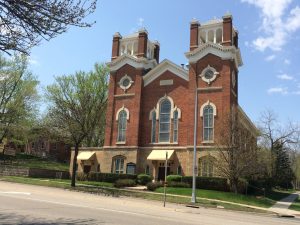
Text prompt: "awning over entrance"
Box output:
[[147, 150, 174, 160], [77, 151, 95, 160]]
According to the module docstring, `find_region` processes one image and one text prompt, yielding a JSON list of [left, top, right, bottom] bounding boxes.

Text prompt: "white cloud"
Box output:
[[265, 54, 276, 61], [244, 41, 249, 47], [284, 59, 291, 64], [277, 73, 294, 80], [293, 91, 300, 95], [28, 58, 39, 65], [267, 87, 288, 95], [241, 0, 300, 51]]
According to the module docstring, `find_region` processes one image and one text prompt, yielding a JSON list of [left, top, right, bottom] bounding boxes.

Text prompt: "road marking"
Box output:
[[0, 191, 31, 195]]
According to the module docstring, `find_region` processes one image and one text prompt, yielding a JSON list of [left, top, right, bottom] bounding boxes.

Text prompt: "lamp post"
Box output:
[[191, 87, 198, 203], [163, 151, 168, 207]]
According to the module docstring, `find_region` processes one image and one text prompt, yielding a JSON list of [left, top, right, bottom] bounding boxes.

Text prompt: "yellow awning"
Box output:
[[77, 151, 95, 160], [147, 150, 174, 160]]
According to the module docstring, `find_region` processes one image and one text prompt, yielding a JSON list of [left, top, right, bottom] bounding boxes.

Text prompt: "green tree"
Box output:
[[46, 64, 108, 187], [273, 141, 295, 188], [0, 54, 39, 146], [0, 0, 97, 54]]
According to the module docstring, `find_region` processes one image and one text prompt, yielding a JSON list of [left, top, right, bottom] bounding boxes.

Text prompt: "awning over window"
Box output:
[[77, 151, 95, 160], [147, 150, 174, 160]]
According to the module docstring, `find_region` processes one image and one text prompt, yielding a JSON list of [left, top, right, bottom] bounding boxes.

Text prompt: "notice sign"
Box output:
[[0, 144, 4, 153], [4, 148, 16, 156]]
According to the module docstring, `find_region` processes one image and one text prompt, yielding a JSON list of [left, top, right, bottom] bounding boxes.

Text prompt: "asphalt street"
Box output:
[[0, 181, 299, 225]]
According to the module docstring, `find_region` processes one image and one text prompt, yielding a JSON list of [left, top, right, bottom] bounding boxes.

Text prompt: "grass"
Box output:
[[0, 153, 69, 171], [155, 187, 291, 208], [289, 196, 300, 212]]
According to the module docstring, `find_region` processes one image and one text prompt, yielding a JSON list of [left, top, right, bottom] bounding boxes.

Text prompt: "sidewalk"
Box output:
[[269, 192, 300, 217]]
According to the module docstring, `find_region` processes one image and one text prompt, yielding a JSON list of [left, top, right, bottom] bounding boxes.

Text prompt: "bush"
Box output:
[[84, 172, 137, 183], [166, 175, 182, 183], [147, 182, 163, 191], [168, 181, 190, 188], [182, 176, 229, 192], [76, 172, 88, 181], [137, 174, 152, 185], [114, 179, 136, 188]]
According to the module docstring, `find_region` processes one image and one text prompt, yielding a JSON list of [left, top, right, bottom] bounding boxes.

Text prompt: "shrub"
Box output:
[[114, 179, 136, 188], [182, 176, 229, 192], [137, 174, 152, 185], [86, 172, 137, 183], [147, 182, 163, 191], [168, 181, 190, 188], [76, 172, 88, 181], [166, 175, 182, 183]]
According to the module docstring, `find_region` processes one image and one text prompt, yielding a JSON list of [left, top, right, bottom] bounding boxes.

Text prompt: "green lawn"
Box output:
[[0, 176, 113, 188], [0, 153, 69, 171], [289, 196, 300, 211], [155, 187, 290, 208]]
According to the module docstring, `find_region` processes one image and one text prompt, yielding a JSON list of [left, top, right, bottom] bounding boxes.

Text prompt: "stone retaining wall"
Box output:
[[0, 166, 69, 179]]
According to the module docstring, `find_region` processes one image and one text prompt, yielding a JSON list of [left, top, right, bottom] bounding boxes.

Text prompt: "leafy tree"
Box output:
[[46, 64, 108, 187], [0, 0, 97, 54], [0, 54, 39, 146]]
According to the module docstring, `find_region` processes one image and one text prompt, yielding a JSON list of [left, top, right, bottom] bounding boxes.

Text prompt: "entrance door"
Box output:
[[158, 166, 170, 181], [83, 165, 91, 174]]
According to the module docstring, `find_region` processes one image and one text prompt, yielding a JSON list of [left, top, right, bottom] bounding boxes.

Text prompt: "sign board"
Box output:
[[0, 144, 4, 153], [4, 147, 16, 156]]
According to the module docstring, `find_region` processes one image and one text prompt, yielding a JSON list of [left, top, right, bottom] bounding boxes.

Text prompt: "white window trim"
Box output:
[[116, 106, 130, 121], [199, 65, 219, 84], [118, 74, 134, 92], [200, 101, 217, 142]]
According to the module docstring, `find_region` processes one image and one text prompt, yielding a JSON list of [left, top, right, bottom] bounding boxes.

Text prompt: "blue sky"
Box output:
[[28, 0, 300, 124]]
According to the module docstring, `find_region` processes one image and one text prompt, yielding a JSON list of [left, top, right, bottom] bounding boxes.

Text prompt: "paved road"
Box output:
[[0, 181, 299, 225]]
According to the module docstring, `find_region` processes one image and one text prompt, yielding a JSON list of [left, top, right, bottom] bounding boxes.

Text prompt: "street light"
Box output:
[[191, 87, 198, 203]]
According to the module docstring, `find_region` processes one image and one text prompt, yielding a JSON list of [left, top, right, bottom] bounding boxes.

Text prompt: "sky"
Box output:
[[28, 0, 300, 124]]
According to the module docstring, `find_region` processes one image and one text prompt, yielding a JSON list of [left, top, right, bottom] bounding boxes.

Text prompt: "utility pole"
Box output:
[[191, 87, 198, 203]]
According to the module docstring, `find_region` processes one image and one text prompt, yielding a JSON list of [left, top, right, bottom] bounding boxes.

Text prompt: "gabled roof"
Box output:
[[185, 42, 243, 69], [107, 54, 157, 72], [143, 59, 189, 87]]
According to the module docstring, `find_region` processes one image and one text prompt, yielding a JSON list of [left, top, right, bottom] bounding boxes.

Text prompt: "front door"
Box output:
[[158, 166, 170, 181]]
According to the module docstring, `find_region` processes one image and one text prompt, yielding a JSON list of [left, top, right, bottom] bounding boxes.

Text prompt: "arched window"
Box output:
[[117, 110, 127, 142], [173, 110, 179, 142], [198, 156, 215, 177], [159, 99, 171, 142], [151, 111, 156, 143], [203, 105, 214, 141], [113, 156, 125, 174]]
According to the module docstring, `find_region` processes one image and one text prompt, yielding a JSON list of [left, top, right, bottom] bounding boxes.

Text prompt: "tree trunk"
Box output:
[[71, 143, 79, 187]]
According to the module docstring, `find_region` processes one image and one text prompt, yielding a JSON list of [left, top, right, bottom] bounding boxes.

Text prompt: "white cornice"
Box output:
[[185, 42, 243, 69], [237, 105, 260, 136], [107, 54, 157, 72], [143, 59, 189, 87]]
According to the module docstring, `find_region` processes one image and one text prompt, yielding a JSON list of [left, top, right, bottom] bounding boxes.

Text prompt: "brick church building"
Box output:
[[72, 14, 258, 180]]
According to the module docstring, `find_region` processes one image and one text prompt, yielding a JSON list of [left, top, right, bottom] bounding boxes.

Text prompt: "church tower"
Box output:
[[185, 14, 243, 146]]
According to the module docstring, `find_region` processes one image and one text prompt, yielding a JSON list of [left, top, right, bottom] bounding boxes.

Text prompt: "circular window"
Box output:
[[205, 69, 214, 80], [119, 75, 133, 91], [122, 78, 130, 87], [200, 65, 219, 84]]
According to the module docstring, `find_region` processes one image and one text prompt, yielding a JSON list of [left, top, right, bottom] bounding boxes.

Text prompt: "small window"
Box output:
[[173, 110, 179, 142], [126, 163, 136, 175], [199, 157, 215, 177], [177, 166, 182, 176], [114, 157, 125, 174], [145, 165, 150, 175]]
